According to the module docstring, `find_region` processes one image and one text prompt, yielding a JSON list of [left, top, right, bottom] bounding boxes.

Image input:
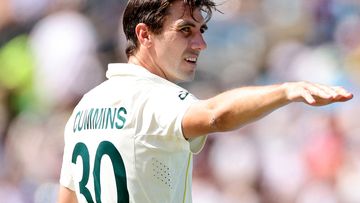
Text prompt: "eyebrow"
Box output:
[[176, 20, 208, 31]]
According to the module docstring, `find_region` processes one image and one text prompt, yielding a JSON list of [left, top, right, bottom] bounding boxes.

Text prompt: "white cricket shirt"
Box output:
[[60, 63, 207, 203]]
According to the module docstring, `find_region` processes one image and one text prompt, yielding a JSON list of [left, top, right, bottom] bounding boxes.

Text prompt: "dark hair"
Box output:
[[122, 0, 217, 58]]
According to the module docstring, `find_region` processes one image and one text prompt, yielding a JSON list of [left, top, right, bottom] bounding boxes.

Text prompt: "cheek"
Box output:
[[159, 43, 184, 60], [153, 33, 188, 62]]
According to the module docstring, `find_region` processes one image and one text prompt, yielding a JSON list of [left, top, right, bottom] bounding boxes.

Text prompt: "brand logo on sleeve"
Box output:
[[178, 91, 189, 100]]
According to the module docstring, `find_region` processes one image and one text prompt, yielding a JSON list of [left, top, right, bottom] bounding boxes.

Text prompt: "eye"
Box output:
[[180, 27, 191, 34]]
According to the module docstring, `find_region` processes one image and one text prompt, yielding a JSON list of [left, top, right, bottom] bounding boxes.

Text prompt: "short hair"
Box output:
[[122, 0, 217, 58]]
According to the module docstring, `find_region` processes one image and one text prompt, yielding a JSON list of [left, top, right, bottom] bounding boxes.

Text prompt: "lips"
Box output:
[[185, 56, 198, 64]]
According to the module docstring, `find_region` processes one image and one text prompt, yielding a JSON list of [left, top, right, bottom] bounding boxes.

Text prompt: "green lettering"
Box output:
[[73, 107, 128, 132], [94, 108, 104, 129], [77, 111, 84, 132], [116, 107, 127, 129], [83, 110, 89, 130], [106, 108, 117, 129], [87, 108, 94, 130], [101, 108, 106, 129], [73, 111, 81, 133]]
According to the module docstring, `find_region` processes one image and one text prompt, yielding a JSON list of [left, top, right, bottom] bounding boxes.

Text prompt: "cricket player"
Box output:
[[58, 0, 353, 202]]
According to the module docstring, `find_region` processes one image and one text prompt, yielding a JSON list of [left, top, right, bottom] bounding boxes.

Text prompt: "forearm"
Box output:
[[206, 84, 290, 131], [182, 82, 352, 138]]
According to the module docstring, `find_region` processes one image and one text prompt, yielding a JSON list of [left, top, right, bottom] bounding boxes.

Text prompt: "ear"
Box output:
[[135, 23, 152, 48]]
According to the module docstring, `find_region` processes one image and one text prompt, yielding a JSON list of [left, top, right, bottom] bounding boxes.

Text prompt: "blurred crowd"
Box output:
[[0, 0, 360, 202]]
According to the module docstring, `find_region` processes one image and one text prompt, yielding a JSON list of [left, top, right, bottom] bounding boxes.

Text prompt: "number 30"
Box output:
[[72, 141, 129, 203]]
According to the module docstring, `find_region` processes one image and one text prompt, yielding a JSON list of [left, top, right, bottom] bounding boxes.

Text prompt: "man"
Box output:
[[58, 0, 353, 202]]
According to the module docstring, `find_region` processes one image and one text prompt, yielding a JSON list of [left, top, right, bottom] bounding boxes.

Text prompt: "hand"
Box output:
[[283, 82, 353, 106]]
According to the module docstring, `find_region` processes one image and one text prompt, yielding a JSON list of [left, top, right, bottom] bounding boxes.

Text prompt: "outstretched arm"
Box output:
[[182, 82, 353, 138]]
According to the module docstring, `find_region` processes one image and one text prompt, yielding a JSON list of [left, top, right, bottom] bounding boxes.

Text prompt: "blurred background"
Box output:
[[0, 0, 360, 202]]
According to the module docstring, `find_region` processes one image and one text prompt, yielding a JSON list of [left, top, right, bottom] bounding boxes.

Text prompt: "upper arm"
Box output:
[[58, 185, 77, 203], [182, 100, 217, 139]]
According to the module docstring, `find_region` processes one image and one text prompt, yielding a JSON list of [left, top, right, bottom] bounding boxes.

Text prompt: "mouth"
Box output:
[[184, 56, 198, 64]]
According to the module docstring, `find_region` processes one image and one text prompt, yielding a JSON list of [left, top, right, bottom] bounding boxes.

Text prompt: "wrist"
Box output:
[[279, 82, 292, 104]]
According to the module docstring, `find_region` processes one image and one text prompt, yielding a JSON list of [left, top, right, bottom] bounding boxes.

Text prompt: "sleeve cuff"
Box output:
[[188, 135, 208, 154]]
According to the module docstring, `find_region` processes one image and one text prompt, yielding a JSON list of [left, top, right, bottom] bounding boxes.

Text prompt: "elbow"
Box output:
[[209, 110, 238, 132]]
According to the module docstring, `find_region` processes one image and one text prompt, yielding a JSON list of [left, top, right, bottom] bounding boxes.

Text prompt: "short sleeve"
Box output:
[[188, 136, 208, 154], [138, 86, 207, 154]]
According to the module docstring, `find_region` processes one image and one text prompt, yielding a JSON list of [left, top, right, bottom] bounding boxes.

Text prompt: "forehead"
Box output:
[[166, 0, 205, 25]]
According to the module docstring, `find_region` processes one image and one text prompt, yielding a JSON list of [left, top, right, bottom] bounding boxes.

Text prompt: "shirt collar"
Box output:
[[106, 63, 182, 89]]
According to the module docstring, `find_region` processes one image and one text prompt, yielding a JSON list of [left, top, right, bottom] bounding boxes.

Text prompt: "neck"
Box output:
[[128, 53, 169, 81]]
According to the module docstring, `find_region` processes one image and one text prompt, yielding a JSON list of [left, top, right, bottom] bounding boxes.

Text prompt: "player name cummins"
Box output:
[[72, 107, 127, 133]]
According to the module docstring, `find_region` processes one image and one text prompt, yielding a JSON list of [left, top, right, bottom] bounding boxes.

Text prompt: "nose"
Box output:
[[191, 33, 207, 51]]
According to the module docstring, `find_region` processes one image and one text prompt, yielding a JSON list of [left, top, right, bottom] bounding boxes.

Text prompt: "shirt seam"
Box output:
[[182, 153, 192, 203]]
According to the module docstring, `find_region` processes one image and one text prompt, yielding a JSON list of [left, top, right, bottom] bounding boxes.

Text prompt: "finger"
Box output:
[[304, 84, 332, 100], [301, 89, 316, 104], [332, 86, 353, 99], [313, 83, 338, 98]]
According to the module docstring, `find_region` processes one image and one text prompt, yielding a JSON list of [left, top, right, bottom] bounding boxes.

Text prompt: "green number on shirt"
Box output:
[[72, 141, 129, 203], [72, 143, 93, 202]]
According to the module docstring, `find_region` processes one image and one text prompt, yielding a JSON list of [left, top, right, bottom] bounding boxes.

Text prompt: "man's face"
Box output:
[[150, 1, 208, 82]]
